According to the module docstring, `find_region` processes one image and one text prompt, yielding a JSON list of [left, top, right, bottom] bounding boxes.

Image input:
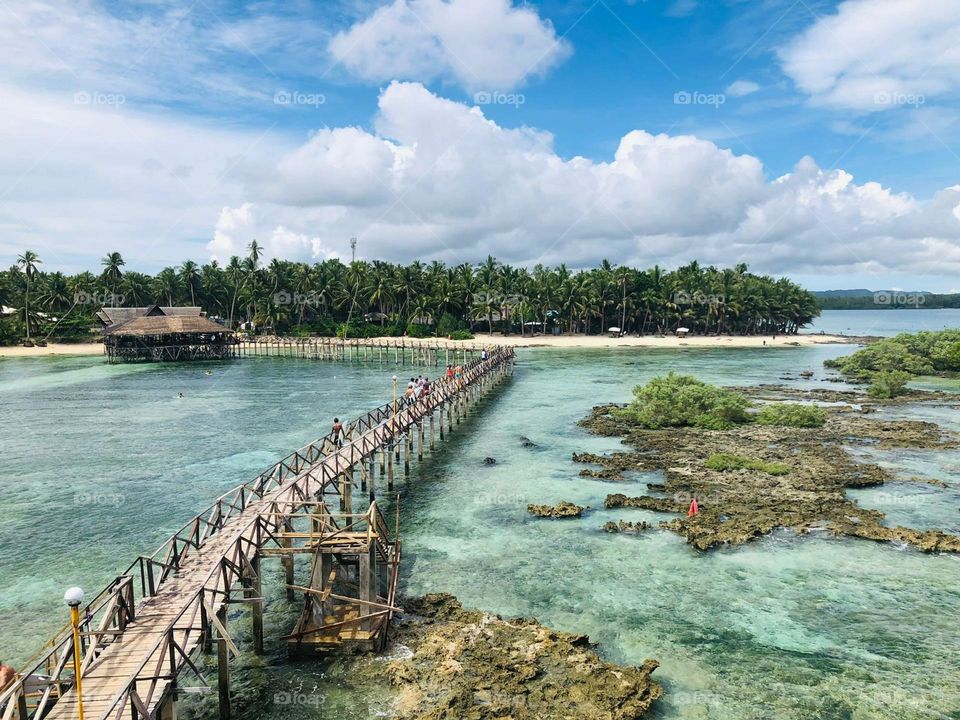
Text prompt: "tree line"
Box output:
[[1, 244, 820, 344]]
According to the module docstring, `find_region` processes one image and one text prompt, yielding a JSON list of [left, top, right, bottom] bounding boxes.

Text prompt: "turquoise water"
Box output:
[[810, 308, 960, 337], [0, 356, 435, 666], [2, 344, 959, 719]]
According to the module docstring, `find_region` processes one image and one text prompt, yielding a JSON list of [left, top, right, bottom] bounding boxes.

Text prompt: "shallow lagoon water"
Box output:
[[1, 342, 959, 719]]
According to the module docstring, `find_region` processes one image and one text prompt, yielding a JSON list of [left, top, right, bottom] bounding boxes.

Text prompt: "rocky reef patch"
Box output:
[[352, 593, 662, 719], [579, 385, 960, 553]]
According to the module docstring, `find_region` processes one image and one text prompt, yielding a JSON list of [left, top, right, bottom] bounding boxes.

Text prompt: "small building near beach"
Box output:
[[100, 305, 234, 362]]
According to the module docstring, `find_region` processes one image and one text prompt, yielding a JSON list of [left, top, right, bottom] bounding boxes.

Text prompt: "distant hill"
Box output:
[[814, 289, 959, 310], [813, 289, 931, 298]]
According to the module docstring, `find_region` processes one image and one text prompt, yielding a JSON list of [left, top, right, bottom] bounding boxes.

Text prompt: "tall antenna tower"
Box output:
[[350, 237, 357, 263]]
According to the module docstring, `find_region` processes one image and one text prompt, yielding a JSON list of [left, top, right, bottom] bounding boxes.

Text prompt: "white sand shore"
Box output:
[[470, 332, 854, 349], [0, 333, 855, 358], [0, 343, 105, 358]]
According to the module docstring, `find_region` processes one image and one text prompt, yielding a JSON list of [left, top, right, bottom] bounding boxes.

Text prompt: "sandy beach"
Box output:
[[470, 332, 855, 349], [0, 333, 855, 358], [0, 343, 105, 358]]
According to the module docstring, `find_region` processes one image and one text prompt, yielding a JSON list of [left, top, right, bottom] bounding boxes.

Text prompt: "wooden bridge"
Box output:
[[0, 347, 514, 720]]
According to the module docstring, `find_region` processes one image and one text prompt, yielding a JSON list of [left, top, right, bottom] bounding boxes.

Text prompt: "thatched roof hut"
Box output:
[[101, 306, 234, 363]]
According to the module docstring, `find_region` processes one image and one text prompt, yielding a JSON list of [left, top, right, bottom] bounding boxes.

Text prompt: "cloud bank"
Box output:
[[209, 82, 960, 278]]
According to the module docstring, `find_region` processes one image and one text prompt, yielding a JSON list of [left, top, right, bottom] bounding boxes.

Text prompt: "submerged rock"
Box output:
[[361, 593, 662, 719], [603, 520, 652, 534], [527, 501, 584, 518], [481, 457, 497, 465], [519, 436, 539, 448]]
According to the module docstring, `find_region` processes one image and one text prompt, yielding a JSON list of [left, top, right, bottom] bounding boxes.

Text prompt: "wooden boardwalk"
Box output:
[[0, 347, 514, 720]]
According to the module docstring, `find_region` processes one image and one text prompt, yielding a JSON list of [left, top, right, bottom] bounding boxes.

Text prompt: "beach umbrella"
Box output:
[[676, 327, 690, 333], [608, 327, 621, 333]]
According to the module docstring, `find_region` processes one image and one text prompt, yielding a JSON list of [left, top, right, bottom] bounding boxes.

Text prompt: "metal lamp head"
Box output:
[[64, 586, 85, 608]]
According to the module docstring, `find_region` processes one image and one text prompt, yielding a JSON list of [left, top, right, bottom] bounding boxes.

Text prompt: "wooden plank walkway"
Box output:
[[2, 347, 513, 720]]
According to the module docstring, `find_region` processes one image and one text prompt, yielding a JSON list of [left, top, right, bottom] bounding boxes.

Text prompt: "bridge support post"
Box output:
[[217, 608, 231, 720], [340, 470, 353, 513], [247, 555, 264, 656], [359, 545, 377, 632], [404, 429, 411, 476], [429, 412, 436, 450], [387, 446, 394, 490], [418, 422, 424, 461], [282, 519, 295, 601]]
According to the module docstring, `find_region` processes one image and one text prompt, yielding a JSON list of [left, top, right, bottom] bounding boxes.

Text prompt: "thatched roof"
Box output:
[[96, 306, 203, 327], [104, 315, 229, 337]]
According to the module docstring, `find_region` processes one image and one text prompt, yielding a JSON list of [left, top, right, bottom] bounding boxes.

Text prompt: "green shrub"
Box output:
[[405, 321, 434, 339], [613, 373, 750, 430], [705, 453, 790, 475], [437, 312, 467, 336], [868, 369, 912, 398], [755, 403, 826, 428], [449, 329, 475, 340], [826, 330, 960, 381]]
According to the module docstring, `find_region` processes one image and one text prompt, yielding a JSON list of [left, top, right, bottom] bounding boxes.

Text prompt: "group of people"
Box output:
[[328, 348, 492, 445], [402, 375, 432, 406]]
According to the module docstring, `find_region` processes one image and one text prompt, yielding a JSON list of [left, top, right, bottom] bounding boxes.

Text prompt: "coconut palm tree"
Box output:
[[101, 252, 125, 302], [16, 250, 41, 341]]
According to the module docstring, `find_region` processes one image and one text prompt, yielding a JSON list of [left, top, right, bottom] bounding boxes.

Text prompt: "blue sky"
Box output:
[[1, 0, 959, 290]]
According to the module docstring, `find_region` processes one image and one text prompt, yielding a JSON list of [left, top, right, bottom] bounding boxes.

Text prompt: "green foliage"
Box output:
[[705, 453, 790, 475], [0, 250, 820, 345], [436, 312, 467, 336], [867, 370, 912, 398], [614, 373, 751, 430], [449, 329, 475, 340], [755, 403, 826, 428], [405, 321, 434, 339], [826, 330, 960, 382]]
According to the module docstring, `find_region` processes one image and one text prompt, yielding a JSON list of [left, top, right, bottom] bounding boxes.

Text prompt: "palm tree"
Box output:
[[101, 252, 125, 303], [16, 250, 41, 341], [179, 260, 200, 306]]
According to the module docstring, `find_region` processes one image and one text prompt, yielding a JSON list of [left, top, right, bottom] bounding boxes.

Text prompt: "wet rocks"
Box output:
[[519, 436, 539, 448], [603, 520, 653, 534], [481, 457, 497, 465], [527, 501, 584, 518], [365, 593, 662, 720], [577, 387, 960, 554]]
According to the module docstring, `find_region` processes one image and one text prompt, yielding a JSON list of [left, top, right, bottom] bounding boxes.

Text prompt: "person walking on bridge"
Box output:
[[481, 347, 489, 362], [331, 418, 344, 447]]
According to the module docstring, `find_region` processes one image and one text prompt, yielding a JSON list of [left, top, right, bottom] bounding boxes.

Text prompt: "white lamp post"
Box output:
[[64, 587, 85, 720]]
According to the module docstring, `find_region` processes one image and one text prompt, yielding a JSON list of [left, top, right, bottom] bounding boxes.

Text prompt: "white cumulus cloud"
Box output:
[[208, 82, 960, 279], [779, 0, 960, 111], [329, 0, 571, 91]]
